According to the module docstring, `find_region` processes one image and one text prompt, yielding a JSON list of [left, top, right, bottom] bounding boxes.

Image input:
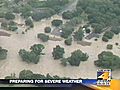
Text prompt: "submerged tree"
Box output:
[[52, 45, 65, 60], [4, 12, 15, 20], [68, 50, 89, 66], [30, 44, 45, 55], [94, 51, 120, 70], [25, 18, 34, 28], [19, 70, 33, 79], [64, 37, 72, 46], [0, 47, 8, 60], [61, 26, 74, 38], [44, 27, 51, 33], [37, 33, 49, 42], [19, 44, 45, 64], [73, 28, 84, 41], [51, 19, 63, 27]]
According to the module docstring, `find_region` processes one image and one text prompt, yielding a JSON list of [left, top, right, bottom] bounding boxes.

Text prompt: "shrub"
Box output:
[[1, 22, 7, 29], [85, 28, 91, 33], [44, 27, 51, 33], [102, 36, 109, 42], [61, 58, 68, 66], [0, 47, 8, 60], [103, 31, 114, 39], [64, 37, 72, 46], [19, 70, 33, 79], [8, 25, 18, 31], [0, 12, 5, 18], [19, 49, 40, 64], [19, 44, 45, 64], [37, 33, 49, 42], [52, 45, 65, 60], [62, 11, 74, 19], [61, 26, 74, 38], [25, 18, 34, 28], [4, 12, 15, 20], [51, 19, 63, 27], [111, 26, 120, 35], [94, 51, 120, 70], [107, 44, 113, 50], [68, 50, 89, 66], [73, 28, 84, 41]]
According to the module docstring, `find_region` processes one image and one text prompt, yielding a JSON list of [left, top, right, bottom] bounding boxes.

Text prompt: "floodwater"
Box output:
[[0, 14, 120, 79]]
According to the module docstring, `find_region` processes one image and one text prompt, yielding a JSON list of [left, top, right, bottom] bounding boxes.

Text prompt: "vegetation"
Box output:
[[0, 12, 5, 18], [61, 26, 74, 38], [5, 73, 17, 79], [102, 36, 109, 42], [64, 37, 72, 46], [25, 18, 34, 28], [8, 21, 18, 31], [32, 9, 55, 21], [30, 44, 45, 55], [6, 69, 70, 79], [76, 0, 120, 34], [0, 47, 8, 60], [60, 49, 89, 67], [62, 11, 74, 20], [103, 31, 114, 39], [94, 51, 120, 70], [19, 49, 40, 64], [68, 50, 89, 66], [44, 27, 51, 33], [51, 19, 63, 27], [19, 44, 45, 64], [4, 12, 15, 20], [107, 44, 113, 50], [19, 70, 33, 79], [73, 28, 84, 41], [61, 58, 68, 66], [37, 33, 49, 42], [85, 28, 91, 33], [111, 26, 120, 35], [52, 45, 65, 60], [1, 22, 8, 29]]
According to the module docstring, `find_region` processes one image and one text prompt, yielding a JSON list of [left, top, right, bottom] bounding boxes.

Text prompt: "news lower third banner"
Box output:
[[0, 79, 119, 89], [0, 69, 120, 89], [0, 79, 120, 89]]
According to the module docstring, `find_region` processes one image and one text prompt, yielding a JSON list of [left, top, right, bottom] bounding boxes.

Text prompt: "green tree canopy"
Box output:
[[68, 50, 89, 66], [37, 33, 49, 42], [51, 19, 63, 27], [103, 31, 114, 39], [61, 26, 74, 38], [94, 51, 120, 70], [19, 44, 45, 64], [30, 44, 45, 55], [73, 28, 84, 41], [25, 18, 34, 28], [0, 47, 8, 60], [4, 12, 15, 20], [111, 26, 120, 35], [19, 70, 33, 79], [64, 37, 72, 46], [52, 45, 65, 60], [62, 11, 74, 20], [44, 27, 51, 33]]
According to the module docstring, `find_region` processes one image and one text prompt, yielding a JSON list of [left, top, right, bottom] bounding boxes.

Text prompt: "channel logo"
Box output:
[[97, 69, 111, 86]]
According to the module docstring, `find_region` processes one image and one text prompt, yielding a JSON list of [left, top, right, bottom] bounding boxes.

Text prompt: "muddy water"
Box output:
[[0, 15, 120, 79]]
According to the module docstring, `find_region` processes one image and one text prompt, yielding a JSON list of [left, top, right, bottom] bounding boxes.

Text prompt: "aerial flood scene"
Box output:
[[0, 0, 120, 87]]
